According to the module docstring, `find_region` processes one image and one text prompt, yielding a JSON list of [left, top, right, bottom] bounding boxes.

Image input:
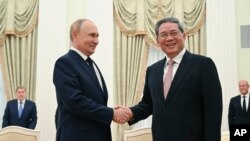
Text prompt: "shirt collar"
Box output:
[[71, 47, 88, 60], [242, 93, 249, 98], [18, 99, 26, 104], [165, 48, 186, 64]]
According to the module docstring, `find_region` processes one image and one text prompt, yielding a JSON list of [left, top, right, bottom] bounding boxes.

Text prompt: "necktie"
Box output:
[[243, 96, 246, 112], [18, 101, 23, 118], [86, 57, 100, 84], [163, 59, 175, 99], [86, 57, 95, 72]]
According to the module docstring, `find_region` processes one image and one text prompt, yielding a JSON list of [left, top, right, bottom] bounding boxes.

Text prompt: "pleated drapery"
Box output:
[[0, 0, 38, 101]]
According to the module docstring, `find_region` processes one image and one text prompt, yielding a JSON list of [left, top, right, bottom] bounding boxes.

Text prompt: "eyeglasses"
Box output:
[[158, 31, 181, 38], [239, 85, 249, 87]]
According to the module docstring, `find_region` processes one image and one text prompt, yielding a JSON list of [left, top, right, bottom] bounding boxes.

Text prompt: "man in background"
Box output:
[[228, 80, 250, 125], [2, 86, 37, 129], [53, 18, 127, 141]]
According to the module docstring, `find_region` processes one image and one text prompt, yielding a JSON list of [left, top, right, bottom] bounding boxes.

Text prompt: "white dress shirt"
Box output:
[[17, 99, 26, 109], [163, 48, 186, 81]]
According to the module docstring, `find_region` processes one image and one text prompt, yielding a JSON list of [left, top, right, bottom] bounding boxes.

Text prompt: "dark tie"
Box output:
[[86, 57, 95, 70], [243, 96, 246, 112], [18, 101, 23, 118], [163, 59, 175, 99], [86, 57, 99, 83]]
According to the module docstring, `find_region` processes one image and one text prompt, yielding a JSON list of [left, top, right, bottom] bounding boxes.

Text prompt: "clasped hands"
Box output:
[[113, 105, 133, 124]]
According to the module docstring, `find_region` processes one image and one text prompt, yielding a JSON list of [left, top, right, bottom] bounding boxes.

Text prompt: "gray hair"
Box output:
[[155, 17, 184, 36], [69, 19, 89, 42]]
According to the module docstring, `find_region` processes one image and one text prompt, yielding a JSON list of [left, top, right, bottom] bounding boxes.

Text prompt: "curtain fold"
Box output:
[[114, 23, 148, 141], [186, 23, 206, 55], [114, 0, 206, 46], [0, 0, 38, 45], [0, 0, 38, 101], [2, 26, 37, 101]]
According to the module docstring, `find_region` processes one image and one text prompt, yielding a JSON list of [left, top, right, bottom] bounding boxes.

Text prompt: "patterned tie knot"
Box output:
[[86, 57, 93, 65], [168, 59, 175, 65]]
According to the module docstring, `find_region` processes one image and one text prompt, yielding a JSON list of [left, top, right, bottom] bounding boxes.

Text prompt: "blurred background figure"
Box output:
[[228, 80, 250, 125], [2, 86, 37, 129]]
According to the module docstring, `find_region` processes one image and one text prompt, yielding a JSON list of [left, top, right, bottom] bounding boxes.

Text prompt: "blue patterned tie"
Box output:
[[18, 101, 23, 118]]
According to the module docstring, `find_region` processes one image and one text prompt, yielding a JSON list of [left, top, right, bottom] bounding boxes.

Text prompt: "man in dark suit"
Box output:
[[228, 80, 250, 125], [53, 19, 126, 141], [120, 17, 223, 141], [2, 86, 37, 129]]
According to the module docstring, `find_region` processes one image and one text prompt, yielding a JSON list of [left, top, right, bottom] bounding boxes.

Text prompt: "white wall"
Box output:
[[36, 0, 68, 140], [207, 0, 250, 132], [206, 0, 238, 131], [86, 0, 114, 107], [36, 0, 113, 141], [236, 0, 250, 81]]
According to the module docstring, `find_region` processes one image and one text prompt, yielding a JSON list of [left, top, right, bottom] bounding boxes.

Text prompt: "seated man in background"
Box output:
[[2, 86, 37, 129]]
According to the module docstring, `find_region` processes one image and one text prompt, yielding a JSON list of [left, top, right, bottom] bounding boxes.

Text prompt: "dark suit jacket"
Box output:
[[129, 51, 222, 141], [53, 50, 113, 141], [228, 95, 250, 125], [2, 99, 37, 129]]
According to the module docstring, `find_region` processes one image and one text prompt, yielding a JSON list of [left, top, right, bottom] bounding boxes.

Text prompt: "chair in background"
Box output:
[[221, 131, 229, 141], [0, 126, 40, 141], [123, 127, 152, 141]]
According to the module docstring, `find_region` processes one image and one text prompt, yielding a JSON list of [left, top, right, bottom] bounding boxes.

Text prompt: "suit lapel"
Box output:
[[236, 95, 250, 113], [153, 58, 166, 103], [243, 95, 250, 113], [68, 50, 106, 98], [165, 51, 194, 103], [248, 95, 250, 113], [92, 61, 108, 101], [15, 100, 19, 118], [20, 101, 28, 119], [236, 96, 243, 113]]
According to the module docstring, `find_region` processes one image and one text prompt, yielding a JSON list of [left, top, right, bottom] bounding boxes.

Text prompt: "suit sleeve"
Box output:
[[228, 98, 235, 125], [2, 102, 10, 128], [53, 58, 113, 125], [129, 68, 153, 125], [201, 58, 223, 141], [28, 102, 37, 129]]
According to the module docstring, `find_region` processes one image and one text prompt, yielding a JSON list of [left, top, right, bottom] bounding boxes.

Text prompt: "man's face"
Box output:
[[16, 88, 26, 101], [73, 20, 99, 56], [156, 22, 186, 58], [239, 81, 249, 95]]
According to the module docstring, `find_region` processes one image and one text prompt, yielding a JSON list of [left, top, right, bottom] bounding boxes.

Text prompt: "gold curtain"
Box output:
[[113, 20, 148, 141], [114, 0, 206, 54], [0, 0, 38, 101]]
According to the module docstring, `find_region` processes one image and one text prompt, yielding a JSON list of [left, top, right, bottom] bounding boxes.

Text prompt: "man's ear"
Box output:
[[156, 37, 160, 45], [183, 32, 187, 39], [72, 31, 78, 39]]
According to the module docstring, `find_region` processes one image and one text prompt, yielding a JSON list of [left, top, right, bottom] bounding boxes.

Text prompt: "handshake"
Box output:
[[113, 105, 133, 124]]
